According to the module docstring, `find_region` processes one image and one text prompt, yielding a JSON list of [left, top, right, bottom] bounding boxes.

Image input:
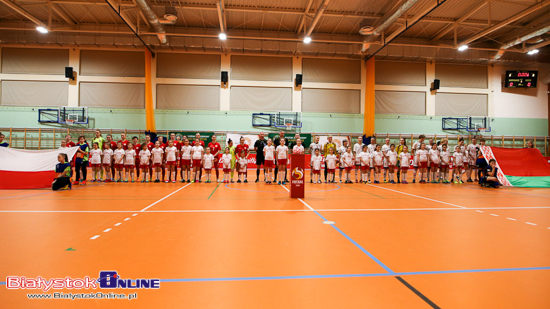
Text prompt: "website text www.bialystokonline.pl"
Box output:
[[26, 292, 138, 300]]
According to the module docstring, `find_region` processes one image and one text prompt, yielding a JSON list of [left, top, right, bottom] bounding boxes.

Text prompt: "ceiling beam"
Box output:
[[430, 0, 488, 41], [524, 38, 550, 52], [458, 0, 550, 47], [494, 21, 550, 59], [215, 0, 226, 33], [296, 0, 314, 34], [50, 2, 77, 25], [0, 0, 49, 29], [304, 0, 331, 36], [384, 0, 443, 43]]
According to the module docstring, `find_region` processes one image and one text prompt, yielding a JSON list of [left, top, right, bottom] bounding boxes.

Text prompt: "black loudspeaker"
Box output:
[[221, 71, 228, 83], [432, 79, 440, 90], [295, 74, 303, 87], [65, 67, 74, 80]]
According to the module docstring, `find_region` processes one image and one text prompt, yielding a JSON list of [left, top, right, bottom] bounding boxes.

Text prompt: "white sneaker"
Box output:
[[339, 180, 342, 183], [368, 180, 371, 184]]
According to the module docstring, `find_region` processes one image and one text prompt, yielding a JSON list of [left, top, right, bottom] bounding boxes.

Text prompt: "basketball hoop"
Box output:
[[66, 119, 75, 126], [477, 128, 486, 135], [284, 119, 293, 131]]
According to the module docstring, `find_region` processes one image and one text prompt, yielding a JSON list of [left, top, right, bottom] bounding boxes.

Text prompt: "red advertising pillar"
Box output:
[[290, 154, 305, 198]]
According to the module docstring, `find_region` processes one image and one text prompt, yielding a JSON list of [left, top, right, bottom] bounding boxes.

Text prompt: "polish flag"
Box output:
[[0, 147, 79, 189]]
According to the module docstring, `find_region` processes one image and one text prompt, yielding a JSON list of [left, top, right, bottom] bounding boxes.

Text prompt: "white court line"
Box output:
[[103, 228, 111, 232], [476, 210, 483, 213], [507, 218, 517, 221], [139, 182, 193, 212], [90, 235, 100, 240], [490, 214, 499, 217], [124, 218, 130, 221], [132, 213, 138, 216], [526, 222, 537, 226], [279, 184, 315, 211], [114, 222, 121, 226], [365, 184, 468, 209]]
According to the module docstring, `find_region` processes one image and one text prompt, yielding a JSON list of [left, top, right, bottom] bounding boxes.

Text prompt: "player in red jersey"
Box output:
[[132, 136, 141, 179], [65, 134, 76, 173], [208, 134, 222, 182], [235, 136, 250, 158], [194, 133, 205, 179], [118, 133, 130, 150], [104, 134, 117, 181]]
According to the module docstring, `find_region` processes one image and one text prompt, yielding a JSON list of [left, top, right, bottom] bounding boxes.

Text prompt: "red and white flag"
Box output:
[[0, 147, 79, 189]]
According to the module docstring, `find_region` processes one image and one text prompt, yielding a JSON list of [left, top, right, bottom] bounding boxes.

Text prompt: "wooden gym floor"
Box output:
[[1, 172, 550, 308]]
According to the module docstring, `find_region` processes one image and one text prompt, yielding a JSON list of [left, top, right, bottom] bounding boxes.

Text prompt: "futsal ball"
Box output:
[[293, 148, 303, 154]]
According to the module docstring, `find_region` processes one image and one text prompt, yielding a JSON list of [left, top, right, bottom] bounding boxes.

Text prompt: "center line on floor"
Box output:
[[139, 182, 193, 211]]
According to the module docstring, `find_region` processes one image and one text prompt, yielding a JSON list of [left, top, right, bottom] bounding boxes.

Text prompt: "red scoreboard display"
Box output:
[[504, 70, 538, 88]]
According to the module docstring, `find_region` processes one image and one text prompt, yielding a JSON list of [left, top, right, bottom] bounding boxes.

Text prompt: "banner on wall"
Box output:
[[318, 135, 350, 149], [226, 134, 259, 149], [227, 153, 312, 169], [267, 133, 312, 148], [168, 132, 216, 145]]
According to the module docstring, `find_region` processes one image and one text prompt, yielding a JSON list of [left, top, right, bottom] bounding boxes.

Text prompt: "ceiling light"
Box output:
[[303, 36, 312, 44], [458, 45, 468, 51], [36, 26, 48, 34], [219, 33, 227, 40], [527, 49, 539, 55]]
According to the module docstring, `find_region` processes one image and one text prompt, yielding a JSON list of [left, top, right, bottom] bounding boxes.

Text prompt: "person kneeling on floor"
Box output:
[[481, 159, 500, 188], [52, 153, 72, 191]]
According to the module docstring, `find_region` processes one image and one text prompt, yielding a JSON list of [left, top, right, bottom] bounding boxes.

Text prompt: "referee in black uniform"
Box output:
[[254, 132, 267, 182]]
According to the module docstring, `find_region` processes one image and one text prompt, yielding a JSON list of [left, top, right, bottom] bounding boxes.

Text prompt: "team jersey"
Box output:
[[343, 152, 354, 167], [208, 142, 221, 158], [387, 150, 398, 166], [358, 152, 369, 167], [440, 150, 451, 165], [102, 149, 113, 164], [382, 144, 391, 156], [429, 149, 440, 164], [353, 143, 364, 156], [337, 146, 347, 165], [132, 143, 141, 156], [367, 144, 376, 154], [203, 154, 214, 169], [66, 141, 76, 147], [276, 145, 288, 160], [325, 154, 338, 169], [146, 142, 155, 152], [192, 146, 204, 160], [104, 141, 117, 151], [114, 149, 125, 164], [151, 148, 164, 164], [309, 142, 322, 155], [454, 145, 466, 154], [412, 141, 423, 154], [416, 149, 429, 163], [165, 146, 178, 162], [90, 149, 102, 164], [467, 144, 478, 160], [426, 144, 433, 150], [180, 145, 192, 160], [453, 152, 465, 166], [238, 157, 248, 172], [293, 145, 305, 154], [119, 140, 130, 150], [124, 149, 136, 165], [235, 144, 249, 157], [221, 154, 232, 169], [139, 149, 151, 165], [311, 154, 323, 170], [372, 151, 384, 166], [264, 145, 275, 160], [399, 152, 412, 167]]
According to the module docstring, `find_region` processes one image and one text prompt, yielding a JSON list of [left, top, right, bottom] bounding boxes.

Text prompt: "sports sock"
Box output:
[[413, 169, 417, 180], [125, 172, 129, 181], [171, 172, 175, 181]]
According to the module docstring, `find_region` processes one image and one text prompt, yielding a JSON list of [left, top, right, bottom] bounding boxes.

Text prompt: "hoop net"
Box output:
[[66, 119, 75, 126], [477, 128, 486, 135], [284, 118, 293, 130]]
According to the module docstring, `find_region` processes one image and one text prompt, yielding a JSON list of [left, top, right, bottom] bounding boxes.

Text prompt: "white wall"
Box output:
[[492, 65, 548, 119]]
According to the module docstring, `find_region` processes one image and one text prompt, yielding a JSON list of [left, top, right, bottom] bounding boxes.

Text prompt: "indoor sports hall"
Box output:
[[0, 0, 549, 308]]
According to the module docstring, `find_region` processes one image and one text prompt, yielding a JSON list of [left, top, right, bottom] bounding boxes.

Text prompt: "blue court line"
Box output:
[[2, 267, 549, 286], [224, 184, 341, 193]]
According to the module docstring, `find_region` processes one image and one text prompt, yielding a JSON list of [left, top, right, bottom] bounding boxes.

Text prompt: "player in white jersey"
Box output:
[[151, 141, 164, 182], [439, 144, 451, 183], [386, 144, 398, 184], [221, 147, 232, 183], [276, 138, 289, 185], [263, 139, 276, 184], [452, 146, 466, 184], [357, 145, 369, 183], [466, 137, 479, 182], [372, 145, 384, 184], [89, 142, 103, 182], [367, 138, 377, 154], [353, 136, 364, 183], [325, 148, 338, 183], [292, 138, 305, 154], [102, 142, 114, 182], [124, 145, 136, 182], [411, 134, 425, 183], [454, 138, 467, 182], [342, 146, 354, 183], [113, 142, 125, 182], [309, 136, 322, 183], [428, 146, 440, 183], [165, 140, 178, 183], [311, 148, 324, 184], [415, 143, 429, 183], [191, 140, 204, 183], [399, 146, 412, 184], [337, 139, 349, 183], [139, 144, 150, 182], [237, 150, 248, 183], [381, 138, 391, 183], [202, 147, 215, 183], [180, 139, 192, 183]]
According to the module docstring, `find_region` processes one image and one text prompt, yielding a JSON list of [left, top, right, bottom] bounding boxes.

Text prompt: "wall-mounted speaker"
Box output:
[[65, 67, 74, 80], [221, 71, 228, 83], [432, 79, 440, 91], [295, 74, 303, 87]]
